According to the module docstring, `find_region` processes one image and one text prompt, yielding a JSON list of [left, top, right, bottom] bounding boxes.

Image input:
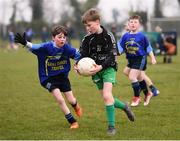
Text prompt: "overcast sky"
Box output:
[[98, 0, 180, 23], [0, 0, 180, 25]]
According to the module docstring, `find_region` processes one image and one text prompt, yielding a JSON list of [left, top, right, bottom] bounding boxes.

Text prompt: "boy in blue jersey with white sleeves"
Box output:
[[14, 25, 82, 129], [117, 15, 157, 107], [122, 21, 160, 97]]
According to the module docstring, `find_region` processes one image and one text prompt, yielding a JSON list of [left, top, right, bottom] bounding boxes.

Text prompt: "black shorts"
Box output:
[[127, 56, 147, 70], [41, 74, 71, 92]]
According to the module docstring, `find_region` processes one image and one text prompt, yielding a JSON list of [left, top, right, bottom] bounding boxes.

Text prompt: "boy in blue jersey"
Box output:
[[122, 22, 160, 97], [77, 8, 135, 135], [117, 15, 157, 107], [14, 25, 82, 129]]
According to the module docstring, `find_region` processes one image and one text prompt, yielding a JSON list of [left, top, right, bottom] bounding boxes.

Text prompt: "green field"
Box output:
[[0, 40, 180, 140]]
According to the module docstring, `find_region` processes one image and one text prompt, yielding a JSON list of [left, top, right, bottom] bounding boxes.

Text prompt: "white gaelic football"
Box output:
[[77, 57, 96, 76]]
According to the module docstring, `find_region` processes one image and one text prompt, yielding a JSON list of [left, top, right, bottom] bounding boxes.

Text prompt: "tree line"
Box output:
[[1, 0, 180, 40]]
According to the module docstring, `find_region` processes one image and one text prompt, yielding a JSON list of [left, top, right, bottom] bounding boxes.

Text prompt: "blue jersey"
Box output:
[[117, 32, 152, 59], [29, 41, 80, 83]]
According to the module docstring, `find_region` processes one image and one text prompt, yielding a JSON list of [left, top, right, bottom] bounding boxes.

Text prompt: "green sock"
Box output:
[[114, 98, 125, 109], [105, 105, 115, 127]]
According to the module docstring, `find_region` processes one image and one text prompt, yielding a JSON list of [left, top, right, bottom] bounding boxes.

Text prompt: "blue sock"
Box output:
[[132, 81, 141, 97], [139, 80, 148, 96], [65, 113, 76, 124], [149, 85, 159, 96]]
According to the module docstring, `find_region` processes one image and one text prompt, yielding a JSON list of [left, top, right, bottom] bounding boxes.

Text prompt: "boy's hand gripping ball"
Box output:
[[77, 57, 96, 76]]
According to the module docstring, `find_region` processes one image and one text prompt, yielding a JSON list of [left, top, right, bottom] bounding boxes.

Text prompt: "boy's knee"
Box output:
[[56, 97, 66, 105], [103, 93, 114, 104], [123, 70, 129, 76], [129, 75, 137, 82]]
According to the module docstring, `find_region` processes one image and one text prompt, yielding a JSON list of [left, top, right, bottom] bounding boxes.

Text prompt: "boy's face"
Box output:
[[52, 32, 66, 47], [128, 19, 140, 32], [84, 20, 100, 34]]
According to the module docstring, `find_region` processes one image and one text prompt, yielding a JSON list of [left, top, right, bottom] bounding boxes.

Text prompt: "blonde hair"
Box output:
[[81, 8, 100, 24]]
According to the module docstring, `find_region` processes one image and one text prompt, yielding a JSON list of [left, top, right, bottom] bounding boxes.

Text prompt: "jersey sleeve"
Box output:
[[79, 37, 90, 58], [64, 44, 81, 61], [147, 43, 153, 53], [117, 37, 125, 54], [143, 35, 153, 54], [73, 49, 81, 61], [101, 32, 117, 69], [29, 42, 51, 55], [29, 42, 48, 51], [117, 33, 128, 54]]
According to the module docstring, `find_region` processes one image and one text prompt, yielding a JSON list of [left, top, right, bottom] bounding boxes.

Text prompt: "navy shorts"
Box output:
[[41, 74, 71, 92], [127, 56, 147, 71]]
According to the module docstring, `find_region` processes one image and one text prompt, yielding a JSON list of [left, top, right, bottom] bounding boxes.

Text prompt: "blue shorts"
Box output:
[[127, 56, 147, 70], [41, 74, 71, 92]]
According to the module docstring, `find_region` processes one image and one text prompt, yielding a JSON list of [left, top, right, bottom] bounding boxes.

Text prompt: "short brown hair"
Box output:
[[129, 15, 142, 24], [51, 25, 68, 37], [81, 8, 100, 24]]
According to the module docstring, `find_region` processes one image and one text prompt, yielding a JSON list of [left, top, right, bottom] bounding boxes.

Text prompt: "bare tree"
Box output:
[[154, 0, 163, 17], [10, 1, 17, 26], [30, 0, 43, 21], [82, 0, 99, 11], [9, 0, 25, 27], [69, 0, 99, 39], [178, 0, 180, 6], [112, 8, 119, 24]]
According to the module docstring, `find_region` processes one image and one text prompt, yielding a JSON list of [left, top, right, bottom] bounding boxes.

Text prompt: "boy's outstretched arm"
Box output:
[[15, 32, 43, 50], [15, 32, 33, 49]]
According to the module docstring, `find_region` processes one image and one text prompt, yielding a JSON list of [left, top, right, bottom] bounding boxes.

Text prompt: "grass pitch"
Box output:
[[0, 39, 180, 140]]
